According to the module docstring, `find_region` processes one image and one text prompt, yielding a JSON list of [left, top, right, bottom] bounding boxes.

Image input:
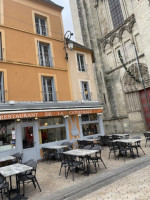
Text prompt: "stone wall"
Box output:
[[69, 0, 150, 134]]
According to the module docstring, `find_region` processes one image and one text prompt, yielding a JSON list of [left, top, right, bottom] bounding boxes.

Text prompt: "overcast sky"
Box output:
[[52, 0, 75, 40]]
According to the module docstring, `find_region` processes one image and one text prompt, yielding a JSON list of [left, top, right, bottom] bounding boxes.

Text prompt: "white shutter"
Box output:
[[48, 44, 53, 67], [37, 41, 41, 65]]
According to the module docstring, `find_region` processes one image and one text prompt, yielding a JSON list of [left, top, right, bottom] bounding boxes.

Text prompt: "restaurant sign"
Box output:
[[0, 109, 103, 120]]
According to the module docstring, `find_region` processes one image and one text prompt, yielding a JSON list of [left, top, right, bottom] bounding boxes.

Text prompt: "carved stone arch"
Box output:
[[119, 26, 130, 40], [123, 63, 150, 92], [110, 33, 119, 46], [129, 19, 136, 34], [102, 40, 111, 52]]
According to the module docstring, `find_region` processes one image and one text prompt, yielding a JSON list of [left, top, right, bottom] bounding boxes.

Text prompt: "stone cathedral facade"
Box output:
[[70, 0, 150, 134]]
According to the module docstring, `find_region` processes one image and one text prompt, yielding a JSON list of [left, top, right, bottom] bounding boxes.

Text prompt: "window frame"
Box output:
[[41, 76, 56, 102], [35, 15, 47, 36], [39, 117, 67, 144], [108, 0, 124, 29], [37, 41, 53, 67], [81, 114, 100, 137], [81, 81, 91, 101], [77, 53, 86, 72], [0, 120, 16, 152]]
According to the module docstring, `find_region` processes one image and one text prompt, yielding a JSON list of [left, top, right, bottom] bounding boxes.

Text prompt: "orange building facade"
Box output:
[[0, 0, 103, 161]]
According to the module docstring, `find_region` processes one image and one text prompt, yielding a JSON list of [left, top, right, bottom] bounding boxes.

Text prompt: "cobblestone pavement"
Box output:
[[2, 134, 150, 200], [78, 164, 150, 200]]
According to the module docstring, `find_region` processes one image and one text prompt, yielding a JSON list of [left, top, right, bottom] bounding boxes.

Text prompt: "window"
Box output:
[[37, 41, 53, 67], [35, 16, 47, 36], [0, 33, 2, 60], [77, 54, 86, 71], [0, 72, 4, 103], [0, 120, 16, 152], [81, 81, 91, 101], [39, 117, 66, 144], [125, 92, 141, 112], [108, 0, 124, 29], [42, 76, 56, 102], [81, 114, 99, 136]]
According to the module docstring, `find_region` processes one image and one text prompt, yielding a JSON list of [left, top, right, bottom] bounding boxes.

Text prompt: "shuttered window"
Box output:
[[37, 41, 53, 67], [42, 76, 56, 102], [35, 16, 47, 36]]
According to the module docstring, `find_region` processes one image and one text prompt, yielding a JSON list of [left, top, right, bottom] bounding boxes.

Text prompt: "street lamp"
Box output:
[[64, 31, 74, 61]]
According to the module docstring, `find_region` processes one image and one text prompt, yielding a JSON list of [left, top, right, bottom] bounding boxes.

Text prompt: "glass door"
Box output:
[[22, 126, 34, 149], [21, 125, 37, 162]]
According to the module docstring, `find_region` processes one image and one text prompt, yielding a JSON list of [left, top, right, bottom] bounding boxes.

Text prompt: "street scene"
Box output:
[[0, 0, 150, 199]]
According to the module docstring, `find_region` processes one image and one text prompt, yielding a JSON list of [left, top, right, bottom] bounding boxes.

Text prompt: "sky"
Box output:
[[52, 0, 75, 40]]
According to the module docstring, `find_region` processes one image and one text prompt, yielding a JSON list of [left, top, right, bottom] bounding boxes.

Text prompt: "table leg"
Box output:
[[10, 175, 28, 200]]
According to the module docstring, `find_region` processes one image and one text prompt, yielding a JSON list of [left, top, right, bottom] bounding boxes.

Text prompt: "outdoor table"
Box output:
[[0, 163, 32, 200], [63, 149, 99, 175], [82, 138, 99, 142], [43, 145, 69, 161], [43, 145, 68, 150], [0, 155, 15, 163], [113, 138, 141, 143], [112, 133, 129, 138], [113, 138, 142, 158], [77, 138, 99, 142]]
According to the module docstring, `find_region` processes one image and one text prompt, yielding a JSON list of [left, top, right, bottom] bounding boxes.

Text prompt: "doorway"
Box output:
[[139, 88, 150, 130], [21, 124, 37, 162]]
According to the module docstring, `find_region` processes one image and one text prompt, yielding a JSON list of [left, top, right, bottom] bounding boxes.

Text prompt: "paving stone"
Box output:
[[1, 134, 150, 200]]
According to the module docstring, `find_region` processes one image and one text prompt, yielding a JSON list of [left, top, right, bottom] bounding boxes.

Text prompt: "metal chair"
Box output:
[[116, 142, 133, 161], [108, 141, 119, 160], [0, 173, 10, 200], [66, 155, 83, 181], [143, 132, 150, 147], [59, 153, 68, 178], [17, 161, 41, 196], [61, 142, 73, 150], [12, 153, 23, 164], [89, 145, 107, 171], [131, 136, 145, 155]]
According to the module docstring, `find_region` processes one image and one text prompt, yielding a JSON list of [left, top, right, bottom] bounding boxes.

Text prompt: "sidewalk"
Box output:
[[78, 164, 150, 200], [4, 134, 150, 200]]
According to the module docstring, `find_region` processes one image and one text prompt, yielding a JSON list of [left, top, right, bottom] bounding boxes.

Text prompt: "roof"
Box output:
[[42, 0, 63, 10], [67, 39, 95, 63]]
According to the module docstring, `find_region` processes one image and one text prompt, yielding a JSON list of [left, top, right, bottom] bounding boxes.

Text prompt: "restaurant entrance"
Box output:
[[21, 124, 37, 162]]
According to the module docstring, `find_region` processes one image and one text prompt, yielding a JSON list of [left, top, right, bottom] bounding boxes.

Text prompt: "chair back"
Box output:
[[83, 145, 92, 150], [65, 155, 75, 166], [77, 140, 85, 149], [144, 132, 150, 138], [14, 153, 23, 163], [27, 160, 37, 175], [23, 159, 34, 166], [90, 145, 102, 157], [61, 142, 73, 150]]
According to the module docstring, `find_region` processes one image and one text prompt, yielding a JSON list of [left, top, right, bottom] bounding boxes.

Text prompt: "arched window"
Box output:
[[108, 0, 124, 28]]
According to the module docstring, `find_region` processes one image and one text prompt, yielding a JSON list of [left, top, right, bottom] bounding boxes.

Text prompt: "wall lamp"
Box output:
[[97, 113, 102, 116], [64, 30, 74, 61], [64, 115, 69, 118]]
